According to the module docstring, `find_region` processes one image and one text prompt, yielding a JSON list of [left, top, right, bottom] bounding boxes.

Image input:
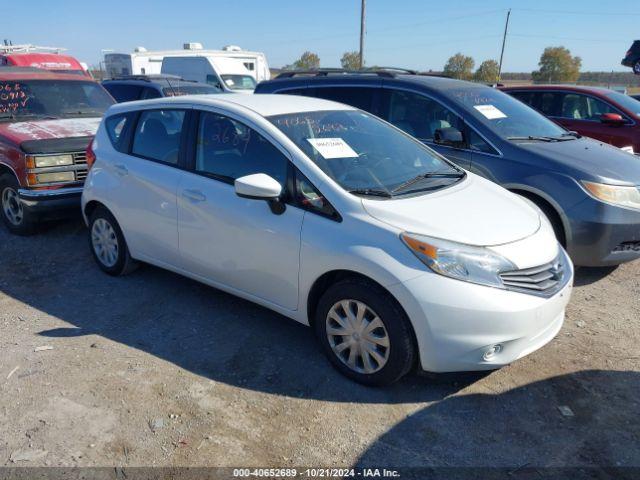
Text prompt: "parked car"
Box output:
[[256, 70, 640, 267], [622, 41, 640, 74], [102, 74, 222, 103], [0, 67, 114, 234], [501, 84, 640, 154], [82, 94, 572, 385]]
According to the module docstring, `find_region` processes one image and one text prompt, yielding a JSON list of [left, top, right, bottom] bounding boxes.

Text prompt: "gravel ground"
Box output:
[[0, 218, 639, 473]]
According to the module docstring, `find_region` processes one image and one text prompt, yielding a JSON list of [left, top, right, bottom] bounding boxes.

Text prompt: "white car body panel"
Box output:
[[82, 94, 573, 374]]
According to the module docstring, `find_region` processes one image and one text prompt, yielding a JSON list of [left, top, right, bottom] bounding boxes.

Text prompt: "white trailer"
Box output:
[[103, 44, 270, 83]]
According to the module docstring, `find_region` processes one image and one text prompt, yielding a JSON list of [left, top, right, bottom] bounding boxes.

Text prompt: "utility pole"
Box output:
[[497, 9, 511, 82], [359, 0, 366, 69]]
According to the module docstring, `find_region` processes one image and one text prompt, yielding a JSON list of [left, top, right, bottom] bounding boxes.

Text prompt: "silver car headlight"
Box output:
[[582, 181, 640, 210], [401, 232, 516, 288]]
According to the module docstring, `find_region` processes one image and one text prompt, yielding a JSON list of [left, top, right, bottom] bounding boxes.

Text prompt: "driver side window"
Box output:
[[382, 89, 464, 143], [131, 109, 186, 165]]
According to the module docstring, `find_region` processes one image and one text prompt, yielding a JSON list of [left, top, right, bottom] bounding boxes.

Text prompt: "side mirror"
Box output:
[[235, 173, 285, 214], [600, 113, 625, 125], [434, 127, 464, 147]]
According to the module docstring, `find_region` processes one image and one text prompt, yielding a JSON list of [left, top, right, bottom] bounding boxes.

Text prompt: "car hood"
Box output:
[[517, 137, 640, 185], [362, 173, 541, 247], [0, 117, 101, 144]]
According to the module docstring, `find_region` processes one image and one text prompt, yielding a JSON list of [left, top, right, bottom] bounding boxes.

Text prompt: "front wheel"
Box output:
[[88, 207, 137, 276], [0, 174, 37, 235], [314, 278, 416, 386]]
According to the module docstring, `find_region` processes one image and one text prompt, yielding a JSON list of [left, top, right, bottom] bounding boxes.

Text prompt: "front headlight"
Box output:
[[26, 154, 74, 168], [582, 181, 640, 210], [401, 232, 516, 288]]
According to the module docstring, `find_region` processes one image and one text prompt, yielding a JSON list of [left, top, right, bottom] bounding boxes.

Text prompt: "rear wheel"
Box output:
[[633, 60, 640, 75], [314, 278, 416, 386], [0, 174, 37, 235], [88, 207, 137, 276]]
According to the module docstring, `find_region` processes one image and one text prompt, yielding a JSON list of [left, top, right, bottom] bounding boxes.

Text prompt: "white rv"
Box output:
[[103, 44, 270, 87]]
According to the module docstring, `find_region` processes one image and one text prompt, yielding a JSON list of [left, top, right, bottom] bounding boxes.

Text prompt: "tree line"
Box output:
[[282, 46, 639, 86]]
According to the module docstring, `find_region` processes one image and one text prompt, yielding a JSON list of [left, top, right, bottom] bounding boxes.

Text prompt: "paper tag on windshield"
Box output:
[[307, 138, 358, 159], [474, 104, 507, 119]]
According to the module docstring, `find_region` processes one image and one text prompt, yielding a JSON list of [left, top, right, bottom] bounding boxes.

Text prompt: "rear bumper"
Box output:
[[565, 197, 640, 266], [18, 187, 83, 219]]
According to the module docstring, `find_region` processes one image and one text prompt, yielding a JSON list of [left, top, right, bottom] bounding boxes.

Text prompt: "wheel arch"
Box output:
[[506, 184, 571, 247]]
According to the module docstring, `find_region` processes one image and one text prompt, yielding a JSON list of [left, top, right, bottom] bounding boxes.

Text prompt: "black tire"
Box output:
[[633, 60, 640, 75], [0, 174, 37, 235], [88, 206, 137, 276], [314, 278, 416, 386]]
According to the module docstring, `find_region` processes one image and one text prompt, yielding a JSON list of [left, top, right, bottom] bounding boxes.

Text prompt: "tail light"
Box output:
[[86, 139, 97, 170]]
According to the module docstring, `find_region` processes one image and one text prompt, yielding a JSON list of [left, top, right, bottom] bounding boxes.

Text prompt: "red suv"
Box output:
[[501, 85, 640, 154], [0, 67, 114, 234]]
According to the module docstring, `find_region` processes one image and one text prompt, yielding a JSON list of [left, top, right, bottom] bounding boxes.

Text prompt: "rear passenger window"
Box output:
[[132, 110, 186, 164], [537, 92, 560, 116], [314, 87, 375, 113], [195, 111, 288, 185], [140, 87, 162, 100], [105, 113, 133, 153], [103, 84, 142, 103]]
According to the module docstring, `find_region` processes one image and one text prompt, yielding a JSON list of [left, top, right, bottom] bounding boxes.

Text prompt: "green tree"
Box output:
[[341, 51, 361, 70], [532, 46, 581, 83], [292, 51, 320, 70], [443, 53, 475, 80], [474, 59, 500, 84]]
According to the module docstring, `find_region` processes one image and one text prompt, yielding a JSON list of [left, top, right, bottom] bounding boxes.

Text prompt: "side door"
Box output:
[[378, 88, 472, 169], [107, 107, 188, 267], [176, 110, 304, 310], [553, 92, 616, 143]]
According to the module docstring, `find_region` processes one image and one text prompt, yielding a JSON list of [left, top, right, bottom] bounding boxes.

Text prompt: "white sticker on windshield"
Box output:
[[306, 138, 358, 159], [474, 104, 507, 120]]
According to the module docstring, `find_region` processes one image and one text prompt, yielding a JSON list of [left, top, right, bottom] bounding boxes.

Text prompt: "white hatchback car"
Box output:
[[82, 94, 573, 385]]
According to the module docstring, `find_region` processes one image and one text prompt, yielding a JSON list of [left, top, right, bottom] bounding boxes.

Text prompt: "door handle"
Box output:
[[182, 189, 207, 203], [114, 164, 128, 176]]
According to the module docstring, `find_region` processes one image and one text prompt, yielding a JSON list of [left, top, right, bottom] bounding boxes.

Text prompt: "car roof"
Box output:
[[262, 71, 479, 91], [0, 67, 90, 81], [109, 93, 355, 117], [103, 78, 200, 88]]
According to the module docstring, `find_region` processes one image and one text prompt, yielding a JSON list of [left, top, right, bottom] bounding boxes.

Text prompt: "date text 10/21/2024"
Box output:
[[232, 468, 401, 478]]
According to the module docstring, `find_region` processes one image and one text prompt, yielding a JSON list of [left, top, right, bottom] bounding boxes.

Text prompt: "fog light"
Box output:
[[483, 344, 502, 361]]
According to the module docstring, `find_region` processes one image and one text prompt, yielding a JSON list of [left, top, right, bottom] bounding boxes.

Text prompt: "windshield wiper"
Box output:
[[62, 110, 102, 116], [349, 188, 393, 198], [507, 135, 559, 142], [0, 112, 59, 121], [561, 131, 581, 139], [391, 171, 465, 194]]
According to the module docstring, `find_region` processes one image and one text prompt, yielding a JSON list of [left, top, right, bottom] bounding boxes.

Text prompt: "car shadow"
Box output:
[[573, 266, 618, 287], [354, 370, 640, 475], [1, 219, 483, 404]]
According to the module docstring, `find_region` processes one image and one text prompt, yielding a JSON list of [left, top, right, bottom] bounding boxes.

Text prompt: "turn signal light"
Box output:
[[86, 140, 97, 170]]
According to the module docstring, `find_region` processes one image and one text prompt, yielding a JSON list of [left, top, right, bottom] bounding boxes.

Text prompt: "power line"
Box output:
[[512, 7, 640, 16], [510, 33, 631, 44]]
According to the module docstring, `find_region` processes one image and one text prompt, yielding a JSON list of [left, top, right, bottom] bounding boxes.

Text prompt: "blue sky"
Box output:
[[3, 0, 639, 72]]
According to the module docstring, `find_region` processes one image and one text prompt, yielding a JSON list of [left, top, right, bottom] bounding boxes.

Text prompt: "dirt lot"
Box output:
[[0, 217, 639, 474]]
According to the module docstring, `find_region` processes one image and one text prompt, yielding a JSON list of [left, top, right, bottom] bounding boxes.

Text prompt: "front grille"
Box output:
[[499, 252, 568, 297], [72, 151, 88, 182]]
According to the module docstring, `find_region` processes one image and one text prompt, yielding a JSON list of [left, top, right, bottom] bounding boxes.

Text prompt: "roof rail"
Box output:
[[107, 74, 185, 82], [0, 44, 67, 54], [275, 67, 451, 80]]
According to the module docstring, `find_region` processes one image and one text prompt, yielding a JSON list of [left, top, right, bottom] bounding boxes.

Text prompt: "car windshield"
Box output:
[[0, 80, 114, 120], [221, 74, 256, 90], [604, 91, 640, 118], [450, 86, 567, 140], [269, 109, 464, 196], [162, 84, 223, 96]]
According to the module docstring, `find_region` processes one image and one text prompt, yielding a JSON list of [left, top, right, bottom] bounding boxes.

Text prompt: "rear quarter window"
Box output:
[[105, 113, 134, 153]]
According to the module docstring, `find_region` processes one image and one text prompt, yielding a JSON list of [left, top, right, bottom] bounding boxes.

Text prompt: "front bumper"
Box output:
[[387, 260, 573, 373], [565, 197, 640, 267], [18, 187, 83, 219]]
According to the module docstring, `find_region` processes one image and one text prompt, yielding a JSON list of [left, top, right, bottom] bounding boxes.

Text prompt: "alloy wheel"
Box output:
[[91, 218, 119, 268], [1, 187, 24, 226], [326, 299, 390, 374]]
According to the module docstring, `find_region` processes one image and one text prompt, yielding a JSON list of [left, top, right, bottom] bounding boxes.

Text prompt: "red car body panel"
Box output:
[[501, 85, 640, 154], [1, 53, 89, 77]]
